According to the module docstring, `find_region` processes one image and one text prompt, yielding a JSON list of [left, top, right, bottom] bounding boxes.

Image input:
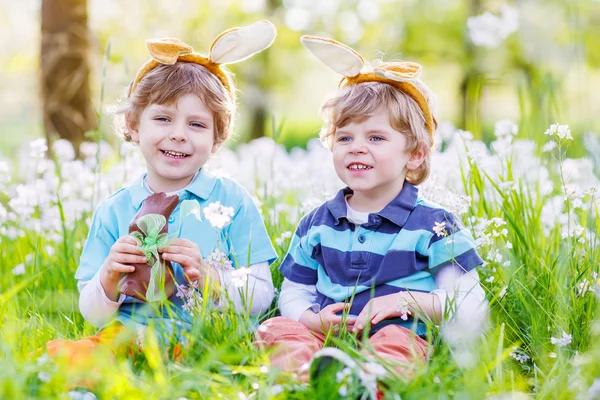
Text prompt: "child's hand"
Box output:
[[160, 238, 203, 282], [100, 236, 148, 300], [299, 303, 353, 333], [351, 293, 406, 333]]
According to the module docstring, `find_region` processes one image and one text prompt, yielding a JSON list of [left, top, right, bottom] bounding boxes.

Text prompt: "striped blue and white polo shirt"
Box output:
[[279, 182, 483, 334]]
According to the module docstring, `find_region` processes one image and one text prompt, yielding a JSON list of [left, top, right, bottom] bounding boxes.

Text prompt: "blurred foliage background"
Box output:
[[1, 0, 600, 158]]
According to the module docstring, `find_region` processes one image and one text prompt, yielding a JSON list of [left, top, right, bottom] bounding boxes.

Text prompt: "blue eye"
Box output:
[[190, 122, 206, 128], [154, 116, 170, 122], [370, 136, 384, 142], [338, 136, 351, 142]]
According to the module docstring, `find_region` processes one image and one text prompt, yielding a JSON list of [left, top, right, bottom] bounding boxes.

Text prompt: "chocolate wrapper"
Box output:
[[118, 192, 179, 302]]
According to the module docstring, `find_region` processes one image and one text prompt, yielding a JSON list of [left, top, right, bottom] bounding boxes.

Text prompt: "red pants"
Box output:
[[255, 317, 429, 381]]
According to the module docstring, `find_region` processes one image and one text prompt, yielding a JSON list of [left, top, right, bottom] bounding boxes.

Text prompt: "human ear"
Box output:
[[127, 120, 140, 144], [406, 147, 426, 170], [211, 141, 222, 154]]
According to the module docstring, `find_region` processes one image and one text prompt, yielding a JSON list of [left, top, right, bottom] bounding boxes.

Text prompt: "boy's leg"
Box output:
[[365, 325, 429, 379], [254, 316, 325, 380]]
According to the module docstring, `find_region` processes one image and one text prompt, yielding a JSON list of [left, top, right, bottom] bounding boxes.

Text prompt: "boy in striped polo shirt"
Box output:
[[256, 36, 486, 391]]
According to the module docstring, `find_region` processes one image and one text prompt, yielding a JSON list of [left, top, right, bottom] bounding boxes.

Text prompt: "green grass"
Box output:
[[1, 134, 599, 399]]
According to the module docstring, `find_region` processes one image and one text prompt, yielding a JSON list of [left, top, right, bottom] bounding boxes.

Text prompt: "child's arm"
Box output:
[[76, 200, 147, 327], [218, 261, 275, 315], [279, 279, 351, 334], [278, 278, 319, 321], [351, 291, 441, 333], [431, 267, 486, 321]]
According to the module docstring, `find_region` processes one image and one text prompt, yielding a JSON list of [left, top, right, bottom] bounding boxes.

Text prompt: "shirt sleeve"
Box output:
[[226, 190, 277, 267], [431, 266, 487, 321], [426, 212, 483, 273], [278, 216, 320, 285], [75, 205, 117, 281], [78, 272, 125, 328], [74, 203, 121, 326], [216, 261, 274, 316], [278, 278, 320, 321]]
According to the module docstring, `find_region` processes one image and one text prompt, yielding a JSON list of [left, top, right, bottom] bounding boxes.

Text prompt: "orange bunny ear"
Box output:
[[146, 38, 193, 65]]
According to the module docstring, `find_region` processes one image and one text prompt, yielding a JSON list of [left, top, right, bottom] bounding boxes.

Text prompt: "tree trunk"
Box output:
[[41, 0, 95, 155]]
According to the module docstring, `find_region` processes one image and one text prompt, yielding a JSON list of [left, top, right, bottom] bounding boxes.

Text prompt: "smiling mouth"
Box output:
[[161, 150, 190, 158], [347, 163, 373, 171]]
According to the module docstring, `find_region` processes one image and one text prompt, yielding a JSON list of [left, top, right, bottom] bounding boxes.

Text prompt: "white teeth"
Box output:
[[349, 164, 371, 170], [163, 150, 187, 158]]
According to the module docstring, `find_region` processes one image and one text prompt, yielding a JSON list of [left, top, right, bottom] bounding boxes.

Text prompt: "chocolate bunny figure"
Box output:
[[118, 192, 179, 301]]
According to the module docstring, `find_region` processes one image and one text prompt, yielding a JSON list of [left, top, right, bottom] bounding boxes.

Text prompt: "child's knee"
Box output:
[[370, 326, 429, 357], [254, 317, 308, 345]]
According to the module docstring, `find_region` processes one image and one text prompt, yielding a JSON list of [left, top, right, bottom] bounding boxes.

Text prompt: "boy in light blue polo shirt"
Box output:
[[46, 22, 278, 365]]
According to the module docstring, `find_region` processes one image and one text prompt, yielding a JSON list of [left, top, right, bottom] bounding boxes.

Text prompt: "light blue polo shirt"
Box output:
[[75, 168, 277, 333]]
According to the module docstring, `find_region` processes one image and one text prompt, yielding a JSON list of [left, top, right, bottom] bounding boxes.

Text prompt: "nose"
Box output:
[[348, 138, 367, 154], [169, 127, 187, 142]]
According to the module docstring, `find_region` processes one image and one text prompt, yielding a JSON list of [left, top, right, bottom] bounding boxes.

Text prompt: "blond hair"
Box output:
[[119, 62, 236, 144], [320, 81, 437, 185]]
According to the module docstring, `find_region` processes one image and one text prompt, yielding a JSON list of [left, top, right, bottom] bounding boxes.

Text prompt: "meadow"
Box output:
[[1, 118, 599, 399]]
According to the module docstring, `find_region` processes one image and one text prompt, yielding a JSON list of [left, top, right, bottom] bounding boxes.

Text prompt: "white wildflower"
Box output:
[[363, 362, 387, 379], [203, 201, 234, 229], [275, 231, 292, 246], [12, 263, 25, 275], [499, 285, 508, 298], [550, 331, 572, 347], [231, 267, 251, 288], [467, 5, 519, 48], [577, 279, 591, 297], [176, 281, 203, 317], [544, 123, 573, 141], [433, 221, 448, 237], [494, 119, 518, 141], [542, 140, 557, 152], [30, 138, 48, 158], [336, 367, 352, 383], [52, 139, 76, 162], [509, 347, 530, 364], [38, 371, 51, 382], [205, 248, 233, 271]]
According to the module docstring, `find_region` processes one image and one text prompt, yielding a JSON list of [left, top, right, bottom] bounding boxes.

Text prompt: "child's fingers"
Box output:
[[114, 253, 148, 265], [110, 262, 135, 273], [166, 238, 195, 248], [371, 312, 386, 326], [162, 252, 192, 266], [113, 242, 145, 256], [323, 302, 348, 314], [159, 245, 193, 256], [184, 267, 201, 281], [117, 236, 139, 246]]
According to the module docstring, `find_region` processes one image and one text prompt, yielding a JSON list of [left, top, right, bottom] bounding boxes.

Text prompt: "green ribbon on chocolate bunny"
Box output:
[[129, 214, 173, 302]]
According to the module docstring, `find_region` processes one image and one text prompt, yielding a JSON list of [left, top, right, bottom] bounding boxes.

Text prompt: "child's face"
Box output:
[[332, 106, 424, 200], [129, 93, 220, 192]]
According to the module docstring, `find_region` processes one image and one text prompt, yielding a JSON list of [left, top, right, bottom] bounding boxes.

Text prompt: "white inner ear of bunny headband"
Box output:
[[374, 68, 422, 82], [210, 21, 276, 64], [301, 37, 364, 77]]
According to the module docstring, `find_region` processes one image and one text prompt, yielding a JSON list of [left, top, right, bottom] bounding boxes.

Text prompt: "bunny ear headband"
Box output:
[[128, 20, 277, 98], [300, 35, 436, 136]]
